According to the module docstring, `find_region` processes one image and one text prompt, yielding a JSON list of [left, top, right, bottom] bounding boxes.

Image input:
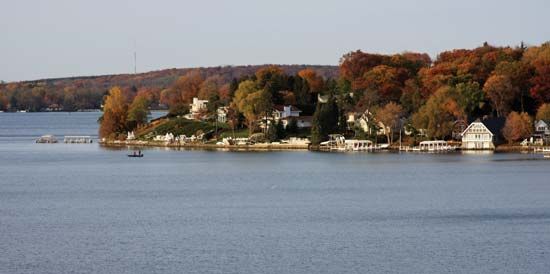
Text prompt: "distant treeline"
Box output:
[[0, 65, 339, 112]]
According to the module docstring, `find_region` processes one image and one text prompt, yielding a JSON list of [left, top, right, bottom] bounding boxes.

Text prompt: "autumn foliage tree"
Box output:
[[170, 70, 204, 105], [375, 102, 403, 144], [232, 80, 273, 136], [529, 58, 550, 104], [298, 69, 324, 93], [524, 43, 550, 104], [0, 90, 8, 110], [339, 51, 387, 91], [502, 112, 533, 143], [483, 75, 517, 117], [536, 103, 550, 121], [99, 87, 129, 139], [412, 87, 465, 139], [198, 75, 224, 100], [362, 65, 404, 103]]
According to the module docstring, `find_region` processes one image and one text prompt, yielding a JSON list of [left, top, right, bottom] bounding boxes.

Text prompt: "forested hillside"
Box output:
[[0, 65, 338, 111]]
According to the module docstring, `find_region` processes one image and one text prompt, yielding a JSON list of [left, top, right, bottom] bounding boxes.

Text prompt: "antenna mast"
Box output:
[[133, 40, 137, 74]]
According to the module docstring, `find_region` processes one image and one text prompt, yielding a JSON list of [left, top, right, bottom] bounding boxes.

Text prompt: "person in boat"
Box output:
[[138, 150, 141, 156]]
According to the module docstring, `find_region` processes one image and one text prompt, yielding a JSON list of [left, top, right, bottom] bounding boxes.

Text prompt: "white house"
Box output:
[[533, 120, 550, 145], [273, 105, 301, 120], [186, 97, 208, 120], [217, 106, 229, 123], [347, 111, 387, 136], [461, 118, 505, 150], [260, 105, 309, 129]]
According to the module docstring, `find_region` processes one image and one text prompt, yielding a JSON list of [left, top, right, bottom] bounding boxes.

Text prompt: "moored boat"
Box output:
[[36, 135, 58, 143], [402, 140, 457, 152], [320, 135, 384, 152]]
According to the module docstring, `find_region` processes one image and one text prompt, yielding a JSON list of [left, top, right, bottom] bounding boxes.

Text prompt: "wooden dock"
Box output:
[[64, 136, 93, 144]]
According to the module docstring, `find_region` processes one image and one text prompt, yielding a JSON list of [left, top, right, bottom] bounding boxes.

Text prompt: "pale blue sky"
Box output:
[[1, 0, 549, 81]]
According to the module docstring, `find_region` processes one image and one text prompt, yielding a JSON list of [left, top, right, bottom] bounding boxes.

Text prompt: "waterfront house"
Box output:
[[533, 120, 550, 145], [461, 118, 505, 150], [260, 105, 310, 130], [347, 111, 387, 136], [217, 106, 229, 123], [186, 97, 208, 120], [273, 105, 301, 120]]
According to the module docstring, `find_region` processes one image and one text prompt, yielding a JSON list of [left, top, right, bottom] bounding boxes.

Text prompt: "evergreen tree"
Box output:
[[127, 94, 150, 130], [276, 120, 286, 139], [207, 94, 223, 114], [286, 118, 298, 134], [229, 78, 239, 99], [311, 103, 323, 145], [267, 122, 278, 142], [311, 97, 340, 144]]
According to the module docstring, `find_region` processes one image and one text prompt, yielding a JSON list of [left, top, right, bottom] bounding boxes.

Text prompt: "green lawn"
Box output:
[[219, 129, 249, 139]]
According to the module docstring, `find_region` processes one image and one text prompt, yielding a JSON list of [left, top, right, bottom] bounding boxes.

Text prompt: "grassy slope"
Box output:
[[136, 117, 222, 139]]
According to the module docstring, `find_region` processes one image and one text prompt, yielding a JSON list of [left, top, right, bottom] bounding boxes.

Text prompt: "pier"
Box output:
[[64, 136, 93, 144]]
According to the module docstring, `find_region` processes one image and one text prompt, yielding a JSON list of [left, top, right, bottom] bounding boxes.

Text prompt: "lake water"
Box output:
[[1, 112, 550, 274]]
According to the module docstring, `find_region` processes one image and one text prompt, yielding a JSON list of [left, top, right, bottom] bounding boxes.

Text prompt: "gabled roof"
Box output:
[[535, 119, 550, 126], [462, 117, 505, 136], [273, 105, 301, 112]]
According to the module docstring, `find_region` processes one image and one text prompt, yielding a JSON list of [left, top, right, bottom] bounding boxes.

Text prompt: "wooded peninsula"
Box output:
[[3, 42, 550, 148]]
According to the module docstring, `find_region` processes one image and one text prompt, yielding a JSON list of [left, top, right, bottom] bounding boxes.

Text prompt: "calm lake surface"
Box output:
[[1, 112, 550, 274]]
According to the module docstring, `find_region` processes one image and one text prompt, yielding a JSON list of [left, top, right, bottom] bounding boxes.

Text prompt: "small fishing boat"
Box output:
[[128, 150, 144, 158]]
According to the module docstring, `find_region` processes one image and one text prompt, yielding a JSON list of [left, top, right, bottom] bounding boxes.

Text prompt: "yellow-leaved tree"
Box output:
[[99, 87, 128, 139], [232, 80, 272, 136]]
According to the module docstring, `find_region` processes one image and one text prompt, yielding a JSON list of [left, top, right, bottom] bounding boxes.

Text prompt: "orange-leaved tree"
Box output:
[[375, 102, 403, 144], [298, 68, 324, 93], [483, 75, 518, 117], [502, 112, 533, 144]]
